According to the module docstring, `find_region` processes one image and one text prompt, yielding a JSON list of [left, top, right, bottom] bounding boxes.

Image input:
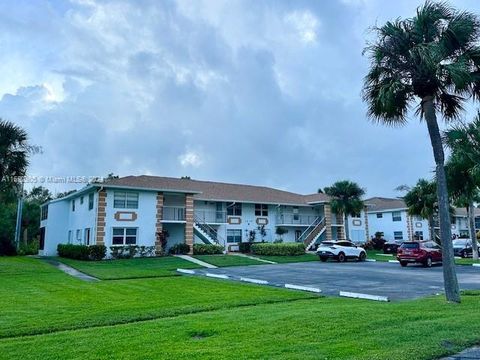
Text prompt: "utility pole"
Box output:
[[14, 181, 24, 251]]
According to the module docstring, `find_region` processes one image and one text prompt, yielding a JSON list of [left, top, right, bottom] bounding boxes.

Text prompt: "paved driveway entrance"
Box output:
[[194, 261, 480, 301]]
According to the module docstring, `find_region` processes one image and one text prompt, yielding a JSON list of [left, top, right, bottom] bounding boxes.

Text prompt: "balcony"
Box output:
[[194, 210, 227, 224], [162, 206, 186, 222], [276, 214, 318, 226]]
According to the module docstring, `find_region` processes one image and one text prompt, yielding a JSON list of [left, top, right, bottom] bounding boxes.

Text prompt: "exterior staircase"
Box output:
[[297, 217, 326, 251], [193, 216, 223, 245]]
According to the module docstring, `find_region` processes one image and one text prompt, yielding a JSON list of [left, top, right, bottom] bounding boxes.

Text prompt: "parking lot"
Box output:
[[193, 261, 480, 301]]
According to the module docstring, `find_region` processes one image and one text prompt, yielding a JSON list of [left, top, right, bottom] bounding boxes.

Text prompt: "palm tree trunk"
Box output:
[[344, 213, 349, 241], [428, 215, 435, 243], [468, 201, 479, 260], [423, 96, 460, 303]]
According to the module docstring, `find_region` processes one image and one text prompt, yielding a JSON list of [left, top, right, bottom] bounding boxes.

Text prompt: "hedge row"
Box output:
[[57, 244, 106, 261], [250, 242, 305, 256], [193, 243, 223, 255]]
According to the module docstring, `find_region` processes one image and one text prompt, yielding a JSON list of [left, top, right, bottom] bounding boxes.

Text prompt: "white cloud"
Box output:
[[285, 10, 320, 44], [179, 150, 203, 168]]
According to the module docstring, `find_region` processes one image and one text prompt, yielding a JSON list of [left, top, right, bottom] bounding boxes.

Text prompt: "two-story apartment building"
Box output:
[[362, 197, 480, 242], [39, 175, 348, 256]]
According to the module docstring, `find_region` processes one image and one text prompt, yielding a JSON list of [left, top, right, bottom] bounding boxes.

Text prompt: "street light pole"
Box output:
[[14, 181, 24, 251]]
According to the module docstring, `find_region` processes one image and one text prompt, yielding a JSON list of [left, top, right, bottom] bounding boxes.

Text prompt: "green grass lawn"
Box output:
[[255, 253, 319, 263], [2, 256, 480, 359], [366, 250, 395, 261], [193, 255, 265, 267], [0, 257, 312, 338], [56, 256, 202, 279], [455, 258, 480, 266]]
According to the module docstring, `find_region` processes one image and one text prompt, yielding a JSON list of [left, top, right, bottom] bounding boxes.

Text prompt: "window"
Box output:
[[72, 199, 75, 212], [112, 228, 138, 246], [76, 229, 82, 243], [376, 213, 383, 218], [352, 213, 361, 218], [227, 203, 242, 216], [293, 206, 299, 221], [68, 230, 72, 244], [392, 211, 402, 222], [40, 205, 48, 220], [226, 229, 242, 243], [84, 228, 91, 245], [414, 231, 424, 240], [80, 196, 84, 205], [88, 193, 94, 210], [113, 191, 139, 209], [394, 231, 403, 240], [475, 217, 480, 230], [255, 204, 268, 216]]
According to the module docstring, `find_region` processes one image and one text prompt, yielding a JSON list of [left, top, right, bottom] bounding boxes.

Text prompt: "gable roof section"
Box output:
[[103, 175, 329, 206], [365, 197, 407, 212]]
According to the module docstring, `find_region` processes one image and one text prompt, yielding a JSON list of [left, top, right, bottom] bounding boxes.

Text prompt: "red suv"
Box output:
[[397, 241, 442, 267]]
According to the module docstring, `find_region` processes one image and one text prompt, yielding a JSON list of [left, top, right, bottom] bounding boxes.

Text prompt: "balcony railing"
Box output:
[[194, 210, 227, 223], [163, 206, 186, 221], [276, 214, 319, 225]]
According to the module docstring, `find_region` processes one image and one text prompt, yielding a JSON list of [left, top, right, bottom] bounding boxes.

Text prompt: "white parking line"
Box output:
[[365, 259, 376, 262], [339, 291, 389, 302], [205, 273, 229, 279], [240, 277, 269, 285], [285, 284, 321, 293], [388, 260, 399, 263], [473, 264, 480, 267], [176, 268, 196, 275]]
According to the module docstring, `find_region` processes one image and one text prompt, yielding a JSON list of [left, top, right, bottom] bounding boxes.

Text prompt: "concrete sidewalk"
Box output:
[[43, 258, 99, 282], [441, 347, 480, 359]]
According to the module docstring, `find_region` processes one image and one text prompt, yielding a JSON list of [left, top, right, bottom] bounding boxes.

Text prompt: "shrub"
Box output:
[[88, 245, 106, 260], [169, 243, 190, 255], [239, 242, 263, 253], [250, 242, 305, 256], [0, 236, 17, 256], [193, 243, 223, 255], [18, 240, 39, 256], [57, 244, 90, 260], [138, 246, 156, 257]]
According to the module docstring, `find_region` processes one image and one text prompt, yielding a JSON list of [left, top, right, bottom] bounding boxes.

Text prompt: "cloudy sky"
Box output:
[[2, 0, 480, 197]]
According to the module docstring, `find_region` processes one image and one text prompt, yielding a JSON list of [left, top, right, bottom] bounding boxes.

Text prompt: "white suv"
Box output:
[[316, 241, 367, 262]]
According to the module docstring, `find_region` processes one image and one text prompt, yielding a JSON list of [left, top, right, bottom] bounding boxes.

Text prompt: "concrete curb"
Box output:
[[472, 263, 480, 267], [285, 284, 321, 293], [176, 268, 196, 275], [240, 277, 269, 285], [388, 260, 399, 263], [365, 259, 376, 262], [339, 291, 389, 302], [205, 273, 229, 279]]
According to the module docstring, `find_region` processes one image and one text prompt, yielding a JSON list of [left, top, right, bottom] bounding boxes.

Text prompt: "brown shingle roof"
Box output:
[[365, 197, 407, 212], [453, 207, 480, 217], [104, 175, 329, 206]]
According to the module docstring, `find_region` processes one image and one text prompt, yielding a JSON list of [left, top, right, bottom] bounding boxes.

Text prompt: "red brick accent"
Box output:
[[324, 204, 332, 241], [185, 194, 194, 254], [155, 192, 164, 255], [96, 189, 107, 245], [364, 205, 370, 242]]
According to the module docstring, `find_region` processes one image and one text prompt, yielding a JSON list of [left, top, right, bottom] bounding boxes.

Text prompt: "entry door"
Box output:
[[215, 202, 223, 222], [295, 230, 302, 241], [39, 227, 45, 250]]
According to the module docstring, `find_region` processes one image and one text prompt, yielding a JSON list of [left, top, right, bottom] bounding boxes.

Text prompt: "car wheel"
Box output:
[[424, 256, 432, 268], [319, 256, 328, 262], [462, 251, 468, 258], [400, 261, 408, 267], [358, 252, 366, 262], [337, 252, 346, 263]]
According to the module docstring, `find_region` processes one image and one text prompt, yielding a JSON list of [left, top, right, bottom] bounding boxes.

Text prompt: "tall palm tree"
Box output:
[[0, 119, 29, 193], [446, 150, 479, 260], [404, 179, 438, 243], [362, 1, 480, 303], [323, 181, 365, 241]]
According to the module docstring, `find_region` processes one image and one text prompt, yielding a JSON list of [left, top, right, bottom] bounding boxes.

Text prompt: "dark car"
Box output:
[[383, 240, 402, 254], [397, 241, 442, 267], [452, 239, 480, 258]]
